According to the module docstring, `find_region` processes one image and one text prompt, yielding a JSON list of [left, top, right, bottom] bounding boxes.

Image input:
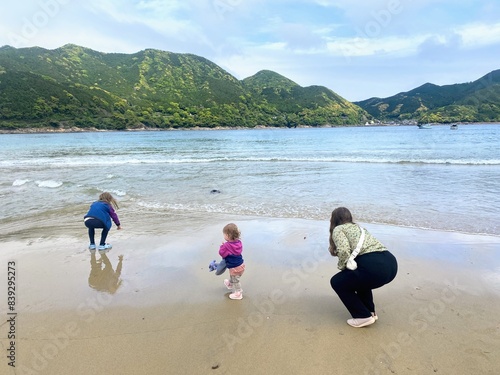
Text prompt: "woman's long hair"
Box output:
[[329, 207, 354, 251]]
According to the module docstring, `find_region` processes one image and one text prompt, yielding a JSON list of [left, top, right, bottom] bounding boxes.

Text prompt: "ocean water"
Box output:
[[1, 124, 499, 236]]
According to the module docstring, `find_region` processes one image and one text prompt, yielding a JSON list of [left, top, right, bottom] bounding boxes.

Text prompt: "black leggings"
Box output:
[[85, 218, 109, 246], [330, 251, 398, 318]]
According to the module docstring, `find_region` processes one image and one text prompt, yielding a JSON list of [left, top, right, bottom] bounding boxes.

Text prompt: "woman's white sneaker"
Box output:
[[347, 316, 376, 328]]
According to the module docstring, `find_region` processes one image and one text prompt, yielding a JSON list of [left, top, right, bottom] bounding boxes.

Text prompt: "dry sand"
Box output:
[[1, 214, 499, 375]]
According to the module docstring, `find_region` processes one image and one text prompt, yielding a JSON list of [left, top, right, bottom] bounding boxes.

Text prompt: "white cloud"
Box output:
[[326, 35, 428, 57], [84, 0, 197, 37], [457, 22, 500, 47]]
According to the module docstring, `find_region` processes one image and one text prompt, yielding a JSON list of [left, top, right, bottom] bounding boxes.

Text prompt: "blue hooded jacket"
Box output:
[[84, 201, 120, 230]]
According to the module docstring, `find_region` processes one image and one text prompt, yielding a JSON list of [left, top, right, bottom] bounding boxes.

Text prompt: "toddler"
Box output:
[[219, 223, 245, 300]]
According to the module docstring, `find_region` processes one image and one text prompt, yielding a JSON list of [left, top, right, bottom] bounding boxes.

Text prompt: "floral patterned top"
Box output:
[[331, 223, 387, 270]]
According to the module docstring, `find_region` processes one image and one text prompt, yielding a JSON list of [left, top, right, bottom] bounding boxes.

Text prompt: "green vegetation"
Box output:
[[0, 44, 368, 130], [1, 44, 498, 130], [355, 70, 500, 123]]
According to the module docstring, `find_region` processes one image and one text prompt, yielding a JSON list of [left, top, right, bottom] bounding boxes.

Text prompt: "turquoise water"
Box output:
[[1, 124, 499, 235]]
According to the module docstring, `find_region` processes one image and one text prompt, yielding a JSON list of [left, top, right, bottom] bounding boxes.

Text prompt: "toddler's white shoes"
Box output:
[[229, 291, 242, 300]]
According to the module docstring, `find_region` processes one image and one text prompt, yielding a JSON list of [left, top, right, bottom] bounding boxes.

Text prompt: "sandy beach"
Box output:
[[1, 212, 499, 375]]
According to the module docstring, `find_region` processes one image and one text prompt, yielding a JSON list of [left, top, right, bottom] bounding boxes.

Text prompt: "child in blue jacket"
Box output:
[[84, 192, 121, 251]]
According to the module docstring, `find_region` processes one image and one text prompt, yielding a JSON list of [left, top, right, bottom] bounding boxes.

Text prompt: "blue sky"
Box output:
[[1, 0, 499, 101]]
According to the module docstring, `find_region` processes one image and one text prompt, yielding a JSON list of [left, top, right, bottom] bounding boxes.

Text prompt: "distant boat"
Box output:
[[450, 124, 458, 130], [417, 124, 432, 129]]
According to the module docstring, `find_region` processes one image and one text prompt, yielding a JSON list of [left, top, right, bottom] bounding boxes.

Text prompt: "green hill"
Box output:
[[243, 70, 366, 126], [0, 44, 368, 130], [355, 70, 500, 123]]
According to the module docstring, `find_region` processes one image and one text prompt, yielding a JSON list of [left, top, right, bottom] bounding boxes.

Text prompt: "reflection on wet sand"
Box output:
[[88, 252, 123, 294]]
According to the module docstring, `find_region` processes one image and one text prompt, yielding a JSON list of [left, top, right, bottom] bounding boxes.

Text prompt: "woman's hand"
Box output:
[[329, 246, 337, 257], [117, 225, 122, 230]]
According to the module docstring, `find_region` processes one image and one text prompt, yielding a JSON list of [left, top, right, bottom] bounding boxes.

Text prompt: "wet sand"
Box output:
[[1, 214, 499, 375]]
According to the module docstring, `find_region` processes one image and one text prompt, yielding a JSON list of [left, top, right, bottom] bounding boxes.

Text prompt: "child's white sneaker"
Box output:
[[229, 291, 242, 300], [223, 279, 232, 290]]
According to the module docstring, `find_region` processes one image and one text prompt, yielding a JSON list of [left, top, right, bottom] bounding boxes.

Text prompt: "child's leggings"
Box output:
[[229, 264, 245, 292], [84, 218, 109, 246]]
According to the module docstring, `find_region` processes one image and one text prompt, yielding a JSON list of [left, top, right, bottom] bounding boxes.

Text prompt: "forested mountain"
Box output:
[[355, 70, 500, 123], [1, 44, 498, 130], [0, 44, 367, 130], [243, 70, 359, 126]]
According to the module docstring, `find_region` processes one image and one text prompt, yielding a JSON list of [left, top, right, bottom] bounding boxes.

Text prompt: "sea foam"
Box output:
[[13, 179, 30, 186], [35, 180, 63, 188]]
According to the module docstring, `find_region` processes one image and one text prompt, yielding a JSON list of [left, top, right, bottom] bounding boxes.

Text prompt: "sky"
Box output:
[[1, 0, 499, 102]]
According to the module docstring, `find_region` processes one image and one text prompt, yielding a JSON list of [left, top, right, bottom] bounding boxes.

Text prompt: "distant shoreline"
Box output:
[[1, 122, 498, 134], [0, 124, 368, 134]]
